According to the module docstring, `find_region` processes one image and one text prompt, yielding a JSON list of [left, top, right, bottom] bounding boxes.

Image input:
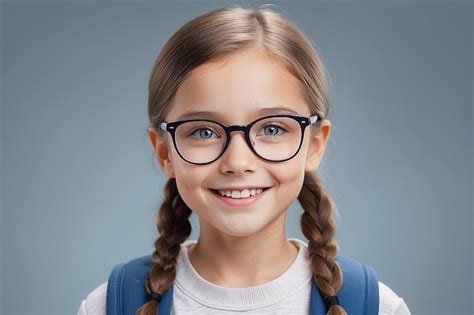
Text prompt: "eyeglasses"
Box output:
[[159, 114, 319, 165]]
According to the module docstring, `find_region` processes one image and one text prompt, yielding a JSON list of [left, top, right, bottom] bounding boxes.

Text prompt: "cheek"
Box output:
[[174, 164, 204, 192], [172, 159, 211, 209], [170, 149, 205, 184], [273, 150, 307, 186]]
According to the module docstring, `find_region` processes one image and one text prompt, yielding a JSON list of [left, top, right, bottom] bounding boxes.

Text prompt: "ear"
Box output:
[[305, 119, 331, 173], [148, 126, 175, 178]]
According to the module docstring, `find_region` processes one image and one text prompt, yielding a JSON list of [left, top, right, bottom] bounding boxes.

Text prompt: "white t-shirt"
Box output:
[[77, 238, 411, 314]]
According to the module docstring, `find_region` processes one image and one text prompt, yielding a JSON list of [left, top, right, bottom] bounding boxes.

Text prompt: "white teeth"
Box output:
[[216, 188, 265, 199], [233, 190, 249, 198]]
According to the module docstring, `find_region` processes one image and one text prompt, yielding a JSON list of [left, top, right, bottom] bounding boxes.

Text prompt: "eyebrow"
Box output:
[[176, 106, 300, 121]]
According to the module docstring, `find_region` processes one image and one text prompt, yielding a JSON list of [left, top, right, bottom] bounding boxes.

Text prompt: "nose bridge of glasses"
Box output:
[[227, 124, 247, 134], [225, 124, 252, 147]]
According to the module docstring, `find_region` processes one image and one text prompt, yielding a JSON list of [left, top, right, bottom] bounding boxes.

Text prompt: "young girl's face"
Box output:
[[150, 47, 330, 238]]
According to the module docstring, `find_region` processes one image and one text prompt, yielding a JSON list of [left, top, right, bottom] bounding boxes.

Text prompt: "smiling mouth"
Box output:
[[209, 187, 271, 198]]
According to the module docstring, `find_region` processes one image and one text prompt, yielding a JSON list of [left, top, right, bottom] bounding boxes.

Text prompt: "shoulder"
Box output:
[[378, 281, 411, 315], [290, 238, 411, 314], [76, 281, 108, 315]]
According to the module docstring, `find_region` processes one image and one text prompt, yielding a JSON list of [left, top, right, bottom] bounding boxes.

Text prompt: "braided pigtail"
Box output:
[[298, 172, 346, 315], [135, 178, 192, 315]]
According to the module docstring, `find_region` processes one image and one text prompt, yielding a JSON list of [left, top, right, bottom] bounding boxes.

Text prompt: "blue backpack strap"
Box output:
[[310, 254, 379, 315], [106, 255, 173, 315]]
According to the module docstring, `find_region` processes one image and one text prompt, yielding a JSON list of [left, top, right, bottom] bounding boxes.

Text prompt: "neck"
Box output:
[[188, 212, 298, 288]]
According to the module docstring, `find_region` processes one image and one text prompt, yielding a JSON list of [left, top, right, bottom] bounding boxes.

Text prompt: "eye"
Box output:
[[260, 124, 287, 136], [189, 128, 218, 140]]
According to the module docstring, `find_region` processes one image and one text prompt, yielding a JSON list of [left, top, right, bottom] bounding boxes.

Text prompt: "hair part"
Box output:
[[139, 4, 344, 314]]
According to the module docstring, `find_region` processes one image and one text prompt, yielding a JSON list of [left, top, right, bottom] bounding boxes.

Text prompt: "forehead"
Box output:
[[166, 48, 311, 124]]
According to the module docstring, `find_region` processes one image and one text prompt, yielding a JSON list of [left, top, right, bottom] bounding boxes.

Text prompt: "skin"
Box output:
[[148, 46, 331, 288]]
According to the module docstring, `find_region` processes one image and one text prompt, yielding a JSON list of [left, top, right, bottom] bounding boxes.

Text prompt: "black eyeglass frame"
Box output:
[[159, 114, 320, 165]]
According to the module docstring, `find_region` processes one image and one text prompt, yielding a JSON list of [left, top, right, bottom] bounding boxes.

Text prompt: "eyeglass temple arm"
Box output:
[[309, 114, 319, 125], [160, 122, 168, 131]]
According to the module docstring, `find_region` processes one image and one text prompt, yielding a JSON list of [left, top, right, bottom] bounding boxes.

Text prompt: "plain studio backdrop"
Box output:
[[0, 1, 472, 314]]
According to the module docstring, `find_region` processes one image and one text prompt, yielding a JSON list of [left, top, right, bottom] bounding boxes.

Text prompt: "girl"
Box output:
[[78, 5, 411, 315]]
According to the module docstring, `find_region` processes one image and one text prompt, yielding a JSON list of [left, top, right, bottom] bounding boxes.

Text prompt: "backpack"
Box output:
[[106, 253, 379, 315]]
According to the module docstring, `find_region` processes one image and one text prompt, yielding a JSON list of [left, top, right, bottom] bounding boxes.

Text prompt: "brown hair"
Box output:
[[138, 4, 345, 315]]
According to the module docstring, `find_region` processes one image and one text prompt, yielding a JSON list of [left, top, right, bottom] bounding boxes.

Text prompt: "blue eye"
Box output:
[[260, 124, 287, 137], [189, 128, 218, 140]]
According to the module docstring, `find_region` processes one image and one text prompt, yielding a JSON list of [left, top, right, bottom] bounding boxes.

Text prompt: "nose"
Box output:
[[218, 130, 257, 174]]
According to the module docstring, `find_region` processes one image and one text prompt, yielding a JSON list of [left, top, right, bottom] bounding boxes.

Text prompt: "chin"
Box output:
[[212, 215, 273, 238]]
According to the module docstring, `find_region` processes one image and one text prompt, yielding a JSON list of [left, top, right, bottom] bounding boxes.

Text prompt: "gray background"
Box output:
[[1, 1, 472, 314]]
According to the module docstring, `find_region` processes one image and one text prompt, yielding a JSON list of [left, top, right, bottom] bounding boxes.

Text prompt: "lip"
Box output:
[[210, 187, 270, 208]]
